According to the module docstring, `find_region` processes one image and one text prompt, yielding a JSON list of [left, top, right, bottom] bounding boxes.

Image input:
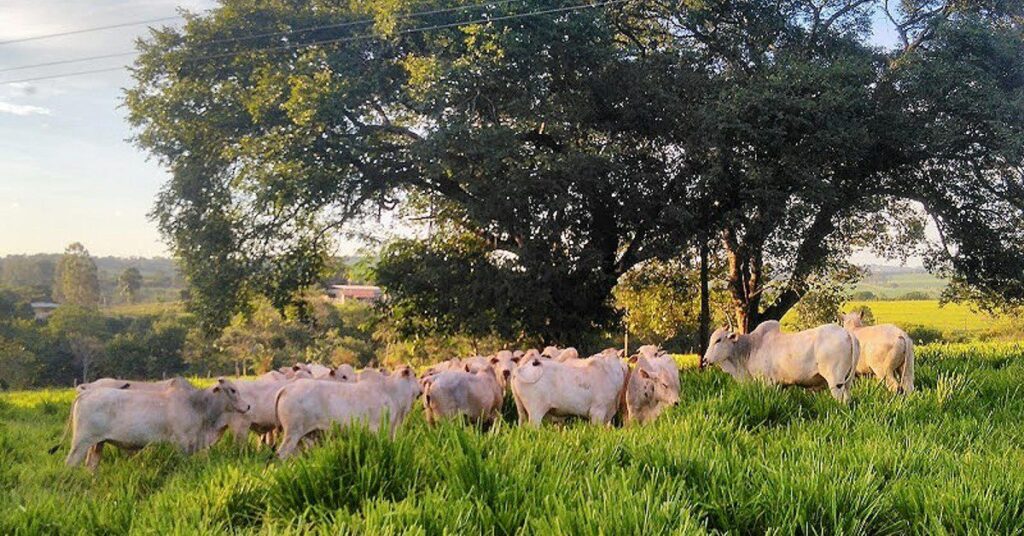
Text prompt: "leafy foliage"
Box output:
[[54, 243, 100, 308], [125, 0, 1024, 338]]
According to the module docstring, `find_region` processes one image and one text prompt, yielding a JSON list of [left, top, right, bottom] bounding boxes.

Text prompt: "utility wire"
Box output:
[[0, 0, 625, 86], [0, 15, 183, 46], [0, 0, 523, 73]]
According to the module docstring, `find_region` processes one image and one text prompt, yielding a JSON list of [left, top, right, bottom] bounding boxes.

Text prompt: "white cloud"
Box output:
[[0, 101, 51, 116]]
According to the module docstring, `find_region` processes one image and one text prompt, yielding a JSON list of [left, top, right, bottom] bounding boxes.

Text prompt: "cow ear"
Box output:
[[490, 357, 499, 364], [511, 356, 520, 363], [329, 370, 336, 377], [292, 365, 301, 371], [213, 386, 221, 392], [728, 333, 738, 341], [464, 364, 472, 372], [217, 378, 226, 384], [628, 355, 638, 364], [639, 368, 650, 379], [403, 368, 412, 377]]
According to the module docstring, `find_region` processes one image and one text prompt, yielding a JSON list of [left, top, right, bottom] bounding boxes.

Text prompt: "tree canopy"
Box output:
[[128, 0, 1024, 337]]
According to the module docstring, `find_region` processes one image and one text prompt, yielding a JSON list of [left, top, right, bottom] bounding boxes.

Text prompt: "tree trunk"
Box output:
[[723, 230, 764, 334], [698, 239, 711, 368]]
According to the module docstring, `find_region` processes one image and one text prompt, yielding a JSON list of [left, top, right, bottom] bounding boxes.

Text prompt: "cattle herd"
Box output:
[[56, 312, 915, 470]]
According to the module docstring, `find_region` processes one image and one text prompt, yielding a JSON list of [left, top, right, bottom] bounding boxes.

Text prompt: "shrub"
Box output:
[[905, 325, 945, 345]]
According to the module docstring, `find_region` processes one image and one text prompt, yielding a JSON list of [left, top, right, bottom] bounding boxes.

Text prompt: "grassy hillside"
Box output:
[[4, 343, 1024, 533]]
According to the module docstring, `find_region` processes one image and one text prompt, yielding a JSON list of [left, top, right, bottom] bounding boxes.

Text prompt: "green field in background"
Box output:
[[844, 300, 999, 333]]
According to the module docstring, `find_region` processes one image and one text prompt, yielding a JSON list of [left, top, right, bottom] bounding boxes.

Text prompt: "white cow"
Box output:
[[511, 352, 628, 426], [65, 378, 249, 470], [703, 321, 859, 403], [76, 376, 195, 393], [623, 355, 680, 425], [422, 366, 503, 426], [842, 312, 915, 393], [554, 347, 579, 362], [274, 366, 422, 459]]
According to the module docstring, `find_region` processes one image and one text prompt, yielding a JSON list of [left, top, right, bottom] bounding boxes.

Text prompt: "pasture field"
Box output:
[[844, 300, 1015, 339], [3, 343, 1024, 534]]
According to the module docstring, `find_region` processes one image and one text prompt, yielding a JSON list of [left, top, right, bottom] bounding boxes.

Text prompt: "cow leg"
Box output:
[[524, 403, 546, 428], [881, 371, 901, 393], [86, 441, 105, 471], [276, 432, 303, 459], [65, 439, 93, 468], [514, 396, 528, 426]]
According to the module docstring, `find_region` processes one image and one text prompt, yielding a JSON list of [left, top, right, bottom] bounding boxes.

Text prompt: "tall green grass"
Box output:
[[2, 342, 1024, 534]]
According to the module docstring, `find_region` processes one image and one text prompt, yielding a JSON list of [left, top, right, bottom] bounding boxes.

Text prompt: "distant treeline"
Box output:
[[0, 254, 185, 304]]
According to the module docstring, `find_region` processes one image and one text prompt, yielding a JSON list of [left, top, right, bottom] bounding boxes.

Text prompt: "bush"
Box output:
[[905, 324, 945, 345], [851, 291, 877, 301], [0, 338, 39, 389], [899, 291, 933, 300]]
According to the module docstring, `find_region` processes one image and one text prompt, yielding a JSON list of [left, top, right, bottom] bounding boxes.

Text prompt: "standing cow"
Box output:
[[703, 320, 859, 404], [65, 378, 250, 470], [274, 366, 422, 459], [842, 311, 915, 393], [423, 365, 503, 426], [511, 352, 628, 426]]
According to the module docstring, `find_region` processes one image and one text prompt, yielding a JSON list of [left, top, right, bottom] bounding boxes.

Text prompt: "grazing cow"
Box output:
[[65, 378, 250, 470], [76, 376, 195, 393], [423, 365, 503, 426], [511, 352, 628, 427], [703, 321, 859, 404], [274, 366, 422, 459], [842, 312, 915, 393], [624, 355, 680, 425]]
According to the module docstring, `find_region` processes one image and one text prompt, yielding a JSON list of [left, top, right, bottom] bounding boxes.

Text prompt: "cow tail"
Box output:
[[49, 395, 78, 455], [843, 331, 859, 388], [273, 385, 288, 431], [899, 334, 915, 394]]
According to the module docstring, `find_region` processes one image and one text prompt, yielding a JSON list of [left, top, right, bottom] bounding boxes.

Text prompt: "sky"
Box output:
[[0, 1, 908, 262]]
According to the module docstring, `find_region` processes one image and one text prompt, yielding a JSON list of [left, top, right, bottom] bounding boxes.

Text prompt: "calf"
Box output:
[[624, 355, 680, 425]]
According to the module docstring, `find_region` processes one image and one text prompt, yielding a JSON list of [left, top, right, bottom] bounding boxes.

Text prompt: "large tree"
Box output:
[[127, 0, 1024, 336], [117, 267, 144, 304], [54, 243, 101, 309]]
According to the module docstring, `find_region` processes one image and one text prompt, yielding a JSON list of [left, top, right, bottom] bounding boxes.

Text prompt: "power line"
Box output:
[[0, 0, 625, 86], [0, 0, 523, 74], [0, 15, 183, 46]]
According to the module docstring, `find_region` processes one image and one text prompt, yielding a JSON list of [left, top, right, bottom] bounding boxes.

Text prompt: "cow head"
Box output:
[[636, 359, 679, 408], [490, 350, 518, 389], [392, 365, 423, 398], [704, 328, 740, 366], [331, 364, 357, 382], [213, 378, 250, 413], [840, 311, 863, 329]]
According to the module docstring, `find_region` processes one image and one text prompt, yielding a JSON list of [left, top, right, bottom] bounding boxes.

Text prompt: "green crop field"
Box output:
[[4, 342, 1024, 534], [844, 300, 1018, 339]]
